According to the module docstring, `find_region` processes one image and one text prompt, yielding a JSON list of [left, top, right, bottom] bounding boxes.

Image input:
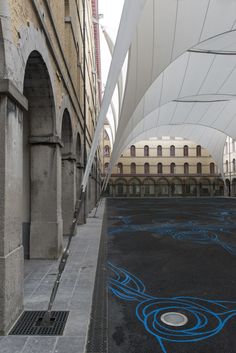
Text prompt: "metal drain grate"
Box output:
[[9, 311, 69, 335]]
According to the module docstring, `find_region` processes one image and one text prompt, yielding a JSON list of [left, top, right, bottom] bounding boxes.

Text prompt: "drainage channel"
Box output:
[[86, 204, 108, 353]]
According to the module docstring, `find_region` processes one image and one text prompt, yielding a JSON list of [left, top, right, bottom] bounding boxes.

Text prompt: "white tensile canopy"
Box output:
[[82, 0, 236, 191]]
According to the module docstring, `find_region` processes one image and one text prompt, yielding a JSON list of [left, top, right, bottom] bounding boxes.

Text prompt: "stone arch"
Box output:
[[143, 178, 155, 196], [59, 96, 83, 219], [157, 178, 169, 196], [23, 50, 62, 259], [24, 51, 55, 135], [232, 178, 236, 197], [225, 179, 231, 197], [185, 177, 197, 196], [199, 177, 211, 196], [107, 180, 114, 197], [115, 178, 127, 197], [214, 178, 224, 196], [61, 109, 76, 235], [61, 109, 73, 154], [10, 24, 57, 98], [170, 177, 183, 196], [128, 178, 141, 197], [75, 131, 84, 223], [59, 95, 76, 137]]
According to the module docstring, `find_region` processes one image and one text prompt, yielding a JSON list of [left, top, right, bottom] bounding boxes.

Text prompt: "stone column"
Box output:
[[168, 184, 172, 197], [197, 183, 201, 197], [76, 162, 83, 198], [29, 136, 63, 259], [210, 183, 214, 197], [182, 180, 186, 197], [141, 185, 145, 197], [61, 154, 76, 235], [87, 176, 92, 213], [76, 162, 84, 224], [0, 91, 25, 334]]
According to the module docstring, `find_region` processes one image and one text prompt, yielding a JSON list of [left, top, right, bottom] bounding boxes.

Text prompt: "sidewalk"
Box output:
[[0, 199, 106, 353]]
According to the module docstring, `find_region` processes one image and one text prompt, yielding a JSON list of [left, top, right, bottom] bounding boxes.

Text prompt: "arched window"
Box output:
[[130, 145, 136, 157], [117, 163, 123, 174], [157, 145, 162, 156], [197, 162, 202, 174], [170, 162, 175, 174], [104, 145, 110, 156], [184, 163, 189, 174], [157, 163, 163, 174], [183, 145, 189, 157], [104, 162, 109, 173], [233, 159, 236, 172], [210, 162, 215, 174], [131, 163, 136, 174], [226, 160, 229, 173], [144, 163, 150, 174], [170, 145, 175, 157], [196, 145, 201, 156], [144, 145, 149, 157]]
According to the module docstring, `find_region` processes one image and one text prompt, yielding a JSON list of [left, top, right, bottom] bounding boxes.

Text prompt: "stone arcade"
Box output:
[[0, 0, 101, 334]]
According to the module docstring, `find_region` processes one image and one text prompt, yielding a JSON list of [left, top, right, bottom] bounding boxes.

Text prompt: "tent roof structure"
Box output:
[[82, 0, 236, 190]]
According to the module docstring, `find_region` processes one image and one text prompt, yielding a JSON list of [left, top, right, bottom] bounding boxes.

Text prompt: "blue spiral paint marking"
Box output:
[[108, 215, 236, 256], [108, 262, 236, 353]]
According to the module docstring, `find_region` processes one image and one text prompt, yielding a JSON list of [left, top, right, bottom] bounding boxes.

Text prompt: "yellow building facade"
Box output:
[[223, 136, 236, 196], [103, 131, 224, 198]]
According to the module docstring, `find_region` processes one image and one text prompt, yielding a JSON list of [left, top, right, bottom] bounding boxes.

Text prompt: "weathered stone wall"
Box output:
[[0, 0, 101, 334]]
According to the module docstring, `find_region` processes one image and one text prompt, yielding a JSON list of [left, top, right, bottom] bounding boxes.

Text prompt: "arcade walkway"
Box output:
[[0, 201, 105, 353]]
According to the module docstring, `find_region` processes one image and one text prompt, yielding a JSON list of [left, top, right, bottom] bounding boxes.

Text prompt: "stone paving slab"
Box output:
[[0, 200, 105, 353]]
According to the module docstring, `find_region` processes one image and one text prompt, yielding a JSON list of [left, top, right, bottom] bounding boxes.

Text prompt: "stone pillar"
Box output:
[[76, 162, 84, 224], [168, 184, 172, 197], [141, 185, 145, 197], [210, 183, 214, 197], [182, 180, 186, 197], [76, 164, 83, 197], [87, 176, 92, 213], [62, 154, 76, 235], [0, 93, 25, 334], [197, 183, 201, 197], [29, 136, 63, 259]]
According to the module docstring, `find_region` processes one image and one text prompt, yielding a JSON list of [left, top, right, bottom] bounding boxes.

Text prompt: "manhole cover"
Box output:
[[9, 311, 69, 335], [160, 312, 188, 327]]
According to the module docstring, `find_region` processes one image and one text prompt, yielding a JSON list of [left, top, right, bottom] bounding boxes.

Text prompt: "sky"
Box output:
[[98, 0, 124, 139], [98, 0, 124, 85]]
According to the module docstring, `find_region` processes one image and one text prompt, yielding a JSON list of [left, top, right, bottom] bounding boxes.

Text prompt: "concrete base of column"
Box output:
[[30, 220, 63, 259], [0, 246, 24, 335]]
